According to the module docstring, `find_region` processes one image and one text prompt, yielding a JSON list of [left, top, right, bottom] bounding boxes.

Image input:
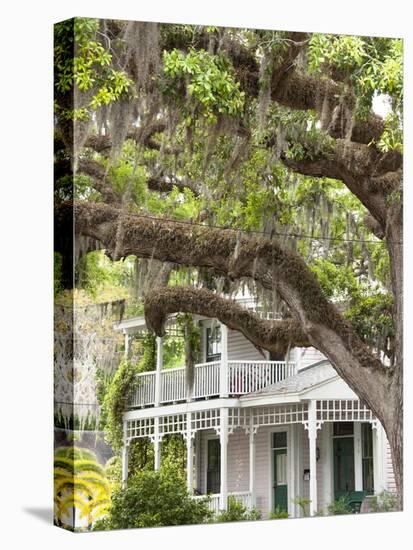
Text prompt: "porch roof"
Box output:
[[240, 360, 336, 399]]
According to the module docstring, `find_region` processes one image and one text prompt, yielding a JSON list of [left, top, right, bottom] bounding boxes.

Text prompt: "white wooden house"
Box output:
[[115, 298, 395, 518]]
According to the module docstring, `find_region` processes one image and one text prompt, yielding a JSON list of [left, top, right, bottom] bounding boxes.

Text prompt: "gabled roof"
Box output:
[[240, 360, 337, 400]]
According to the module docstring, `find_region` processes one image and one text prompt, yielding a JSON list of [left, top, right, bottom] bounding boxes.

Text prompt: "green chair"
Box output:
[[347, 491, 367, 513]]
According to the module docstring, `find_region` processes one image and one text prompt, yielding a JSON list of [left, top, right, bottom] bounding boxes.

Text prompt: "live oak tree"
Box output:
[[54, 19, 403, 505]]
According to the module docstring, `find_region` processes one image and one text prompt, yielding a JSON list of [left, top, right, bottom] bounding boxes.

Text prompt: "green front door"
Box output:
[[207, 438, 220, 494], [333, 436, 355, 500], [272, 432, 288, 512]]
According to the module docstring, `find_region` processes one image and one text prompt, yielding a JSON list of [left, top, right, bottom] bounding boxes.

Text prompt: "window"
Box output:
[[333, 422, 354, 437], [272, 432, 287, 449], [275, 453, 287, 485], [362, 423, 374, 493], [206, 326, 221, 362]]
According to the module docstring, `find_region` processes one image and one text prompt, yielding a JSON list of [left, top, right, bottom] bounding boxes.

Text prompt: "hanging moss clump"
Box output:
[[177, 313, 201, 394]]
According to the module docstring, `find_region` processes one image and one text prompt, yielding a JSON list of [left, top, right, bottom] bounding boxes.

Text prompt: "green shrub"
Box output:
[[292, 496, 311, 517], [100, 360, 141, 451], [370, 490, 399, 512], [269, 506, 289, 519], [216, 496, 261, 523], [327, 496, 352, 515], [93, 469, 212, 530]]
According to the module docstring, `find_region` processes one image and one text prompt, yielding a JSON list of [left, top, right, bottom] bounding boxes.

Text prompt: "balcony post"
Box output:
[[219, 323, 228, 398], [124, 331, 130, 360], [154, 336, 163, 407], [373, 421, 385, 492], [154, 417, 161, 471], [186, 412, 194, 493], [307, 400, 319, 516], [219, 407, 229, 510], [354, 422, 363, 491], [121, 421, 129, 487], [249, 415, 256, 508]]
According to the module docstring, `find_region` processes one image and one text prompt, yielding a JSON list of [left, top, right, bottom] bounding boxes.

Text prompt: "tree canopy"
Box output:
[[54, 19, 403, 503]]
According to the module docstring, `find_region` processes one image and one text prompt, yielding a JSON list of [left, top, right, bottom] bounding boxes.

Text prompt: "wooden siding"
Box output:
[[228, 329, 267, 362], [200, 319, 326, 368], [386, 440, 397, 493], [197, 423, 329, 517]]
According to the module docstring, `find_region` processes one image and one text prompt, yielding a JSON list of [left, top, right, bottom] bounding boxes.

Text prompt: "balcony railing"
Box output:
[[192, 491, 252, 514], [128, 360, 296, 408]]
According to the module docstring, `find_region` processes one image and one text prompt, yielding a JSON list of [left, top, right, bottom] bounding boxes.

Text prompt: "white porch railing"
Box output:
[[228, 361, 295, 394], [129, 360, 296, 408], [130, 371, 156, 407], [192, 491, 252, 514], [161, 367, 186, 403], [193, 361, 221, 398]]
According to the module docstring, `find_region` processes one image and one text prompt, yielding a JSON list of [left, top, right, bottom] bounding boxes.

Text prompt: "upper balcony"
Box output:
[[128, 359, 296, 409], [113, 292, 318, 411]]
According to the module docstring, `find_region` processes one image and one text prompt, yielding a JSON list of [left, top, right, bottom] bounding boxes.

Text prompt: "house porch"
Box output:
[[122, 399, 390, 518]]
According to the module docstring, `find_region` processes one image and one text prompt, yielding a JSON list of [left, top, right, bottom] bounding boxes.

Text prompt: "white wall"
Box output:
[[228, 329, 267, 362], [197, 423, 328, 518], [200, 320, 327, 368], [197, 422, 363, 517], [199, 320, 266, 363]]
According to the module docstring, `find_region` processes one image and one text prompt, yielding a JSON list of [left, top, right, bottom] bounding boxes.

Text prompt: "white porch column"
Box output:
[[322, 424, 333, 506], [186, 412, 194, 493], [219, 323, 229, 398], [373, 421, 386, 492], [354, 423, 363, 491], [124, 331, 130, 360], [121, 421, 129, 486], [249, 415, 256, 508], [154, 336, 163, 407], [307, 400, 319, 515], [154, 416, 161, 471], [219, 407, 229, 510], [288, 425, 295, 517]]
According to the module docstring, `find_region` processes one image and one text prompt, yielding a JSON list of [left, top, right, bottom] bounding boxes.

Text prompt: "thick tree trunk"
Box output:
[[386, 204, 403, 506]]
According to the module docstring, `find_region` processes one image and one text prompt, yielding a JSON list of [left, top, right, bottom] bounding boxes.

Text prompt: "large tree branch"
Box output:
[[147, 175, 200, 196], [53, 121, 170, 155], [271, 70, 384, 144], [144, 286, 310, 355], [77, 159, 122, 204], [281, 140, 402, 228], [224, 32, 385, 144], [68, 200, 392, 425]]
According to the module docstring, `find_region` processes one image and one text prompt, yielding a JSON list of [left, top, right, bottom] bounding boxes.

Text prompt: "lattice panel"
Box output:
[[253, 404, 309, 427], [191, 409, 220, 431], [316, 400, 375, 422], [159, 414, 186, 436], [229, 408, 250, 431], [126, 417, 155, 440]]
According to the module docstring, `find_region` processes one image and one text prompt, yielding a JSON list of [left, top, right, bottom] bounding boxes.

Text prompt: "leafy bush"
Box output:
[[292, 496, 311, 517], [327, 496, 352, 515], [99, 335, 156, 452], [93, 469, 212, 530], [216, 496, 261, 522], [370, 490, 399, 513], [269, 506, 289, 519], [99, 359, 141, 451]]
